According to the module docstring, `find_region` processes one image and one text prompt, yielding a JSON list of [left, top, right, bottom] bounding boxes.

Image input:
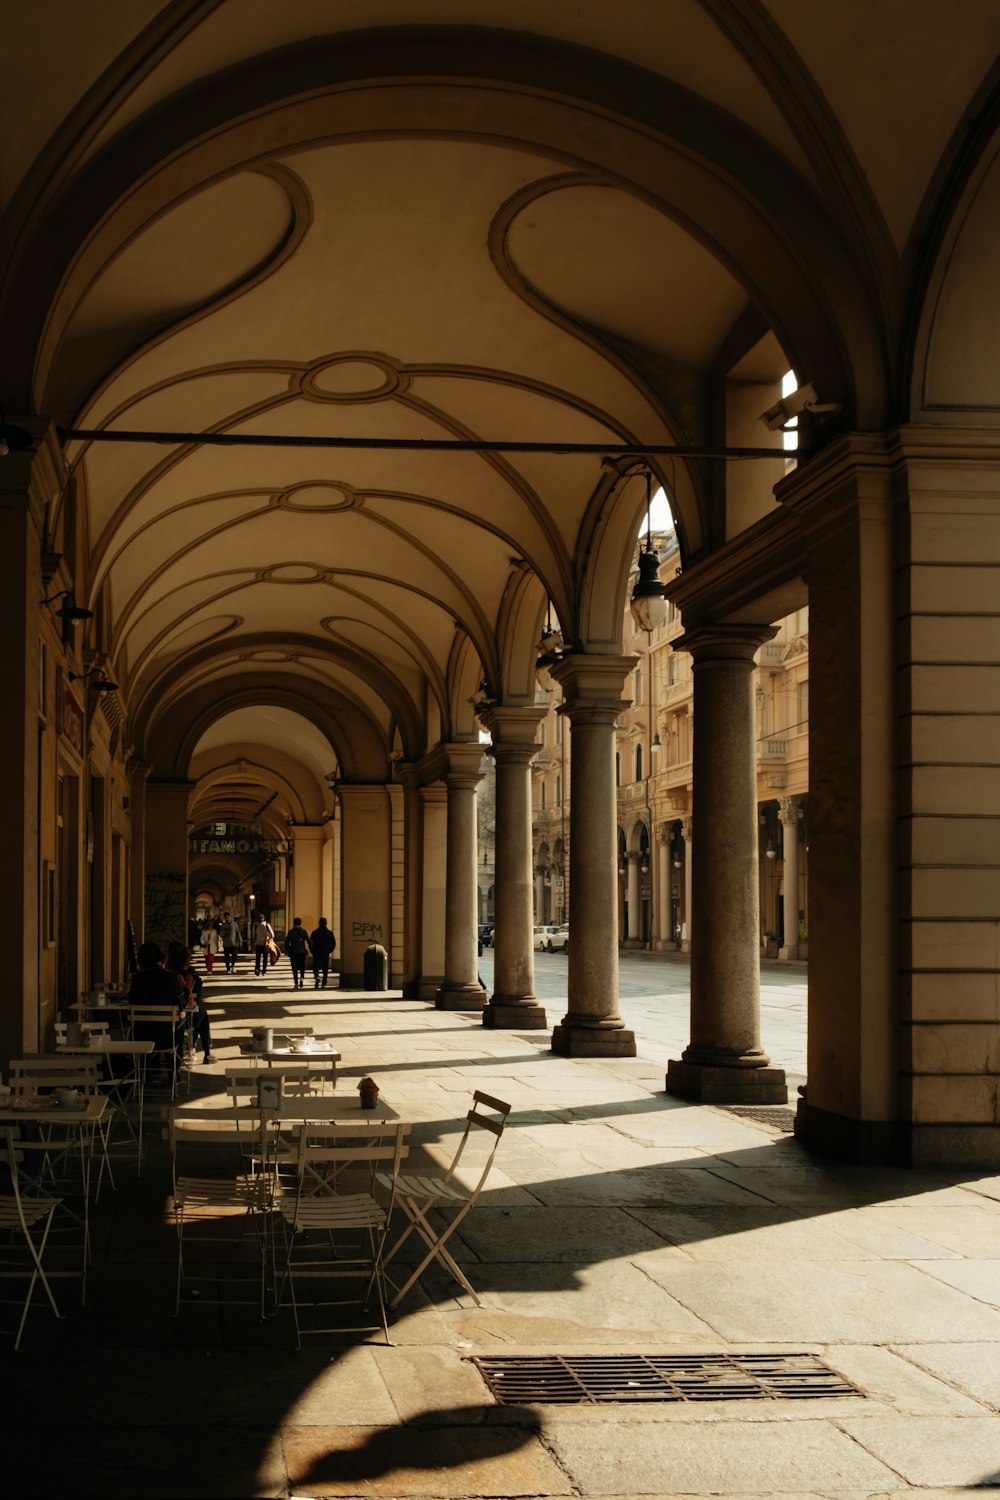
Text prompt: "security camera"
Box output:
[[760, 382, 840, 431]]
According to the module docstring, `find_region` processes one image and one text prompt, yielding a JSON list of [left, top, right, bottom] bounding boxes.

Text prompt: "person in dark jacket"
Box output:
[[166, 940, 217, 1064], [128, 940, 188, 1075], [283, 917, 312, 990], [309, 917, 336, 989]]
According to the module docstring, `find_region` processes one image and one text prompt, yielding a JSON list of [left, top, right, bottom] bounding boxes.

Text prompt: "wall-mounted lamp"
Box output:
[[765, 844, 777, 861], [630, 472, 669, 633], [651, 731, 662, 752], [41, 588, 93, 627], [640, 859, 649, 876], [0, 412, 33, 458], [69, 667, 117, 693]]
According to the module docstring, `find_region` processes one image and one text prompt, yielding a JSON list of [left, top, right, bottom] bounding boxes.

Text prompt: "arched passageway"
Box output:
[[3, 6, 1000, 1165]]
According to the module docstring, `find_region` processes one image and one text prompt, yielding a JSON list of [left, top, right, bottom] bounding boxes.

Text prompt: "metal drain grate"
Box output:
[[721, 1105, 797, 1132], [469, 1352, 859, 1405]]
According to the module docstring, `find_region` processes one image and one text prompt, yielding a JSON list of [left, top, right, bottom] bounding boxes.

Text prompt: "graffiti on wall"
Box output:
[[351, 921, 384, 941], [145, 871, 187, 944]]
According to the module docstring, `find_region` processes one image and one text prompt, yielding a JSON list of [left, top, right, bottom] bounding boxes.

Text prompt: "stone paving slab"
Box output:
[[543, 1418, 900, 1494], [909, 1256, 1000, 1306], [636, 1257, 1000, 1344], [892, 1342, 1000, 1410], [836, 1414, 1000, 1487]]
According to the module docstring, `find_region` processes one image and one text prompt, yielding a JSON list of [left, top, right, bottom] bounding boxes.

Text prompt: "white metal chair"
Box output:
[[54, 1026, 146, 1174], [0, 1128, 63, 1351], [128, 1006, 186, 1100], [276, 1121, 410, 1347], [379, 1090, 510, 1309], [9, 1056, 115, 1199], [167, 1105, 273, 1319]]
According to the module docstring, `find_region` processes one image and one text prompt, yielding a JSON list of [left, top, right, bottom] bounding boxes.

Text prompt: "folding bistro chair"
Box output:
[[128, 1006, 186, 1100], [167, 1105, 273, 1319], [275, 1121, 409, 1347], [379, 1090, 510, 1309], [8, 1056, 115, 1199], [54, 1025, 146, 1174], [0, 1128, 63, 1351]]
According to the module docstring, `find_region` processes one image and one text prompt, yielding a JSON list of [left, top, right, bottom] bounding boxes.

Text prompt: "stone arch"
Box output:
[[909, 104, 1000, 422], [6, 30, 884, 440]]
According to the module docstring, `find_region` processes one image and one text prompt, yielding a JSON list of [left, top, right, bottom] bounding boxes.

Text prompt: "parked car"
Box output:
[[477, 924, 493, 948], [533, 924, 559, 950], [546, 923, 569, 953]]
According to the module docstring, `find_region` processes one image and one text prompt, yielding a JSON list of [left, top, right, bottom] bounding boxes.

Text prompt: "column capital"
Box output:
[[673, 623, 778, 663], [479, 702, 548, 752], [419, 741, 485, 787], [551, 653, 634, 725], [778, 795, 802, 825], [289, 823, 326, 843]]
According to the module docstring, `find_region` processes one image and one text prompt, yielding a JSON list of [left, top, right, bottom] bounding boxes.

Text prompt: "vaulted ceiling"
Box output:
[[4, 1, 998, 813]]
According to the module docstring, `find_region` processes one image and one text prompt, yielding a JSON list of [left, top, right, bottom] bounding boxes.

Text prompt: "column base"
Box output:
[[436, 982, 487, 1011], [665, 1058, 787, 1104], [795, 1100, 908, 1164], [779, 943, 799, 961], [551, 1023, 636, 1057], [483, 1000, 548, 1029], [415, 975, 444, 1001]]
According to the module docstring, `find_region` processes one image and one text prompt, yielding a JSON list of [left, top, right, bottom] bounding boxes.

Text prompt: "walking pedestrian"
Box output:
[[200, 917, 223, 973], [221, 911, 242, 972], [309, 917, 336, 989], [284, 917, 312, 989], [253, 913, 274, 975]]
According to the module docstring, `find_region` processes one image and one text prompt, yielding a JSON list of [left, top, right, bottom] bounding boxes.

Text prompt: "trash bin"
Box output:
[[363, 941, 388, 991]]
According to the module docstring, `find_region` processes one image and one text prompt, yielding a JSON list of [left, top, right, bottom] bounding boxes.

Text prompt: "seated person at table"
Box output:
[[128, 941, 188, 1072], [165, 941, 217, 1065]]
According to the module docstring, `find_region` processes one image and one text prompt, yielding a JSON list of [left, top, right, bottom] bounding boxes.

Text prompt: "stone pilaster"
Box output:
[[433, 744, 487, 1010], [144, 781, 194, 949], [681, 814, 693, 951], [288, 824, 324, 932], [338, 785, 392, 987], [549, 654, 636, 1057], [127, 758, 151, 945], [656, 822, 671, 950], [779, 796, 801, 960], [624, 851, 642, 946], [480, 704, 548, 1029], [666, 626, 786, 1103]]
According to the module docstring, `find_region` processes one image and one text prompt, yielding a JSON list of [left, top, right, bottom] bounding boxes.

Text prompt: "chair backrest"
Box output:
[[294, 1121, 409, 1175], [166, 1105, 267, 1192], [447, 1091, 511, 1187], [129, 1006, 181, 1022], [54, 1022, 111, 1043], [9, 1057, 102, 1094]]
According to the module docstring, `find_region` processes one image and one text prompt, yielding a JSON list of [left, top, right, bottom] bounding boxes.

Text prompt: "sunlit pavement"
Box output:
[[2, 958, 998, 1499]]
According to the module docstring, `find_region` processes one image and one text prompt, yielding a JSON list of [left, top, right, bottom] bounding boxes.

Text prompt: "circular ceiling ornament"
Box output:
[[259, 564, 326, 583], [299, 352, 407, 403], [279, 481, 360, 511]]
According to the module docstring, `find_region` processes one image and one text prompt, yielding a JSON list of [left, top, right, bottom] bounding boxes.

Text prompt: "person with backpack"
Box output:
[[309, 917, 336, 989], [283, 916, 312, 990]]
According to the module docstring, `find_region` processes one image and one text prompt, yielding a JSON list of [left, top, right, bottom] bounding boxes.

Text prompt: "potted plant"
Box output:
[[764, 931, 779, 959]]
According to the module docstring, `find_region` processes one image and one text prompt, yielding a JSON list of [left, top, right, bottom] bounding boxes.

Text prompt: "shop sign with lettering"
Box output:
[[58, 672, 84, 757]]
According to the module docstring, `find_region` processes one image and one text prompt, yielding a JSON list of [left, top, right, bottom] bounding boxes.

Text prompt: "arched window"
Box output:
[[635, 744, 643, 781]]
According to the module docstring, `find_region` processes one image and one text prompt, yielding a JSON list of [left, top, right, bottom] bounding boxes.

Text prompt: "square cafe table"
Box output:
[[56, 1038, 155, 1170]]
